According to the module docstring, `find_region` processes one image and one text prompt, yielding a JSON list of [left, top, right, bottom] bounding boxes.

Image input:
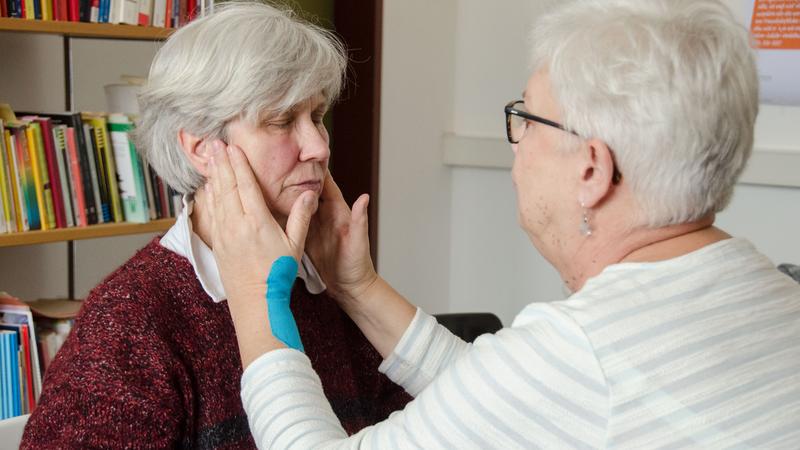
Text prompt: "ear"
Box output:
[[576, 138, 616, 208], [178, 129, 212, 177]]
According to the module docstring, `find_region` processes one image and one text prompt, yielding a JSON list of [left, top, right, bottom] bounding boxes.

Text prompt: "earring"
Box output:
[[580, 202, 592, 237]]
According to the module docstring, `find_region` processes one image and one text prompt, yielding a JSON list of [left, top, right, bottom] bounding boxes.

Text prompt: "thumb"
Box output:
[[351, 193, 370, 232], [285, 191, 319, 258]]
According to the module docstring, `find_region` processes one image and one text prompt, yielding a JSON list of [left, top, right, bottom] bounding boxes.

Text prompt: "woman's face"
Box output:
[[225, 94, 330, 224], [511, 71, 581, 259]]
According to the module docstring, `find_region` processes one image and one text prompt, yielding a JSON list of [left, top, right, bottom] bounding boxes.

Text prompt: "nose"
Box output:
[[298, 119, 330, 162]]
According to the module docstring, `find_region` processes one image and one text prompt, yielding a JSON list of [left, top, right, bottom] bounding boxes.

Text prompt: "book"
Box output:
[[108, 114, 148, 222], [137, 0, 151, 25], [0, 120, 14, 233], [68, 0, 79, 21], [53, 125, 76, 228], [28, 116, 67, 229], [82, 114, 123, 223], [65, 127, 88, 227], [141, 159, 157, 220], [27, 112, 98, 225], [4, 127, 28, 231], [41, 0, 52, 20], [0, 329, 20, 418], [152, 0, 165, 27], [1, 293, 44, 403], [7, 125, 39, 230], [83, 123, 105, 223], [113, 0, 137, 24], [25, 122, 56, 230]]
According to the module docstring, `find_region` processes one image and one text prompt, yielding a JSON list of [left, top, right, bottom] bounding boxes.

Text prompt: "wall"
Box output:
[[380, 0, 800, 326], [377, 0, 457, 315]]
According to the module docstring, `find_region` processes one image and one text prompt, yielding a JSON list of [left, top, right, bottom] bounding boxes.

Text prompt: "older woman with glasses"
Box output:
[[208, 0, 800, 448]]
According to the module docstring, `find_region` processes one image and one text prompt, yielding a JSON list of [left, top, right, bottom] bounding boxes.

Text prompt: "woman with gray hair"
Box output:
[[208, 0, 800, 448], [20, 3, 410, 448]]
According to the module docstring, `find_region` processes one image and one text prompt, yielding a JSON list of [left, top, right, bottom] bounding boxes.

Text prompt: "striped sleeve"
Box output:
[[240, 304, 610, 449], [378, 308, 471, 396]]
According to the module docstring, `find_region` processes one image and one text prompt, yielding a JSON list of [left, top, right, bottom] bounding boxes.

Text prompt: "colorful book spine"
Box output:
[[1, 331, 10, 419], [85, 115, 123, 223], [108, 114, 148, 223], [5, 129, 29, 231], [32, 117, 67, 229], [26, 123, 56, 230], [65, 127, 88, 227], [14, 128, 38, 230], [0, 121, 14, 233], [83, 124, 106, 223], [53, 125, 76, 228]]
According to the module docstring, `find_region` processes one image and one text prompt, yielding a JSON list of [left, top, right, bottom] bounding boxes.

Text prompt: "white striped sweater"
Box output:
[[241, 238, 800, 449]]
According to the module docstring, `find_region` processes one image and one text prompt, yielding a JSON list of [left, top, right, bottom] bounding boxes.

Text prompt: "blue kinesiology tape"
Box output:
[[266, 256, 304, 352]]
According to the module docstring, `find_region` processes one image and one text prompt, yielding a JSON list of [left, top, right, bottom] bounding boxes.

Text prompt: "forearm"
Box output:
[[337, 277, 416, 359], [226, 291, 286, 369]]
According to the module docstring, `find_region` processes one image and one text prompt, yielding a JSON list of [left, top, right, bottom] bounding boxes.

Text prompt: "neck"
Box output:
[[559, 214, 729, 292]]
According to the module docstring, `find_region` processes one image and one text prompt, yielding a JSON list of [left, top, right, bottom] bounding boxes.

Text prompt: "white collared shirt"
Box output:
[[160, 195, 326, 303]]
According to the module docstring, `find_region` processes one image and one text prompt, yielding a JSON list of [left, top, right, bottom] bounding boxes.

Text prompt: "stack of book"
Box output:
[[0, 293, 80, 420], [0, 293, 41, 420], [0, 0, 217, 28], [0, 104, 180, 234]]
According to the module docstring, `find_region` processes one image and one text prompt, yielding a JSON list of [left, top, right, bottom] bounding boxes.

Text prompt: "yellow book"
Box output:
[[0, 124, 12, 233], [30, 122, 56, 230], [4, 130, 25, 231], [23, 0, 35, 19], [83, 114, 123, 223], [42, 0, 53, 21], [25, 126, 49, 231]]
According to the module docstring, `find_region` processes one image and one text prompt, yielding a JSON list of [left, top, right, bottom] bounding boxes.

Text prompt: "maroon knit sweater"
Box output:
[[21, 238, 410, 449]]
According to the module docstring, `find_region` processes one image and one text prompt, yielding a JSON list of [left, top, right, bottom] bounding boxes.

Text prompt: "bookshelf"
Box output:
[[1, 21, 173, 301], [0, 18, 173, 39], [0, 219, 175, 247]]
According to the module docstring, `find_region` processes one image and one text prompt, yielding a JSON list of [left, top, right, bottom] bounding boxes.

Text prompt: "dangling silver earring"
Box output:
[[580, 202, 592, 237]]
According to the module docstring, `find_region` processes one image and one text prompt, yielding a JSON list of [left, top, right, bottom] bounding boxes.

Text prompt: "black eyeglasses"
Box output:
[[504, 100, 577, 144], [504, 100, 622, 184]]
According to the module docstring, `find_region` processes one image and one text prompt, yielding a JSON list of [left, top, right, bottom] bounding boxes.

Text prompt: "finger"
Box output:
[[320, 170, 353, 220], [226, 144, 275, 223], [204, 182, 218, 246], [210, 141, 243, 219], [351, 193, 370, 229], [285, 191, 319, 258]]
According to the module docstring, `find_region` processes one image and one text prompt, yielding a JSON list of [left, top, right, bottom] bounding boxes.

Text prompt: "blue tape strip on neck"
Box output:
[[266, 256, 303, 352]]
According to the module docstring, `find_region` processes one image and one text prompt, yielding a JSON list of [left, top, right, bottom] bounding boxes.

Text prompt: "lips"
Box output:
[[289, 180, 322, 193]]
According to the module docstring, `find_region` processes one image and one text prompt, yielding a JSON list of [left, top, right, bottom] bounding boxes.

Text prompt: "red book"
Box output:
[[1, 0, 8, 19], [164, 0, 171, 27], [68, 0, 79, 21], [52, 0, 59, 20], [31, 117, 67, 228], [20, 324, 36, 410], [65, 127, 88, 227]]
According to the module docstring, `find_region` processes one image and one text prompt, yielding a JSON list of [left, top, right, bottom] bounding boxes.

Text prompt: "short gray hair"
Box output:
[[136, 1, 347, 194], [530, 0, 759, 227]]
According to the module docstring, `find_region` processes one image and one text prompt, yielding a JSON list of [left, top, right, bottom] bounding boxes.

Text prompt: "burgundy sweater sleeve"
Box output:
[[21, 285, 185, 449]]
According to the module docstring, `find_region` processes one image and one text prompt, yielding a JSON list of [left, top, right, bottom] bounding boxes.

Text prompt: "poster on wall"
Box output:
[[747, 0, 800, 106]]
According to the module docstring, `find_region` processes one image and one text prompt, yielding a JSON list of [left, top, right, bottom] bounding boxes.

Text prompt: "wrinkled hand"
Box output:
[[206, 141, 318, 308], [306, 171, 378, 307]]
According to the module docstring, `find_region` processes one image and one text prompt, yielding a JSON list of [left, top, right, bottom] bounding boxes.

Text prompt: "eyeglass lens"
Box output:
[[508, 102, 527, 143]]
